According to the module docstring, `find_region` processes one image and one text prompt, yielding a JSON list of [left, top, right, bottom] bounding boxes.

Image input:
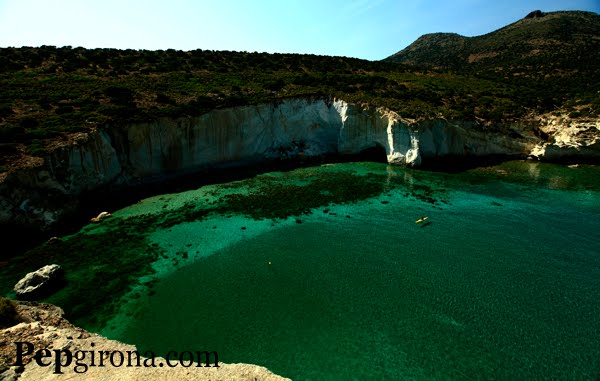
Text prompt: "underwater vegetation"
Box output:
[[1, 166, 426, 331], [3, 160, 581, 333]]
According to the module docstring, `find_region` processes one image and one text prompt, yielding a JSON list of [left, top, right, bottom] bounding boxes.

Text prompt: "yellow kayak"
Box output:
[[415, 216, 429, 224]]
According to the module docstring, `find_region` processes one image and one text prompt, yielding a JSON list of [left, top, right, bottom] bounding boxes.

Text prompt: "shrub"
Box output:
[[194, 95, 217, 109], [0, 298, 18, 328], [26, 140, 47, 156], [0, 104, 13, 118], [155, 93, 175, 105], [38, 99, 52, 110], [19, 117, 39, 129], [104, 86, 134, 105], [55, 105, 74, 115], [569, 110, 582, 118], [264, 78, 286, 91], [0, 124, 24, 142]]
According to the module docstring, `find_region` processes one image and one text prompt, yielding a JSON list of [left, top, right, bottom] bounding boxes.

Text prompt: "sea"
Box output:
[[2, 160, 599, 380]]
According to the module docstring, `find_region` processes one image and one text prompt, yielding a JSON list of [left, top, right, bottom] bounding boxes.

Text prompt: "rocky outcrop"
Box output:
[[0, 97, 595, 232], [525, 10, 545, 19], [13, 265, 64, 301], [529, 115, 600, 161], [0, 302, 289, 381]]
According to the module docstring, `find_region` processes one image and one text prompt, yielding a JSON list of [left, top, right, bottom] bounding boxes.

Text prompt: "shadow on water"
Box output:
[[0, 150, 390, 259], [3, 157, 598, 261], [419, 154, 525, 173], [0, 156, 395, 331]]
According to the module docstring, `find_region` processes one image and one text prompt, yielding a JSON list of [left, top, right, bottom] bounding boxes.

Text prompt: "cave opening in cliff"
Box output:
[[356, 144, 387, 163]]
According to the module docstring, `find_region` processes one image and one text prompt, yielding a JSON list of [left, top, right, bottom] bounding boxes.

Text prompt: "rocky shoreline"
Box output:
[[0, 98, 598, 248], [0, 301, 289, 381]]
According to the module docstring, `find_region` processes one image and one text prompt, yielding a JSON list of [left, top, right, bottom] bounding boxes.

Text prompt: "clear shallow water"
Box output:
[[4, 161, 600, 379]]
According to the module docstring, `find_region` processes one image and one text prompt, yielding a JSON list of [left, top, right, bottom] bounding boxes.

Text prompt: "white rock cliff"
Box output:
[[0, 97, 595, 230]]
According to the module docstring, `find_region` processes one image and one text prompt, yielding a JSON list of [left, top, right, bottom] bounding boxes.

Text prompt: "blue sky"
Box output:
[[0, 0, 598, 60]]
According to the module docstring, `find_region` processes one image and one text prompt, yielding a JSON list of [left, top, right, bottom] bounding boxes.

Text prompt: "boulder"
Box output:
[[90, 211, 112, 223], [14, 265, 65, 300], [47, 237, 62, 245]]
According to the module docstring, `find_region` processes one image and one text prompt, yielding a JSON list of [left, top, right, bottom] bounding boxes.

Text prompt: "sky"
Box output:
[[0, 0, 598, 60]]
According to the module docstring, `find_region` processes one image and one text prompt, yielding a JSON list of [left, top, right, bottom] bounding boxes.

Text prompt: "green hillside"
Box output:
[[0, 10, 598, 168], [385, 11, 600, 120], [385, 10, 600, 77]]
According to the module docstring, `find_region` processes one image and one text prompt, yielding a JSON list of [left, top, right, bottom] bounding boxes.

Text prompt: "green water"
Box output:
[[3, 161, 600, 379]]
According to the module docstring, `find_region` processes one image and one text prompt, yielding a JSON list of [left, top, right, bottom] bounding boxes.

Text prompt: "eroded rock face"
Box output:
[[0, 97, 595, 231], [110, 98, 346, 181], [529, 116, 600, 161], [14, 265, 64, 300]]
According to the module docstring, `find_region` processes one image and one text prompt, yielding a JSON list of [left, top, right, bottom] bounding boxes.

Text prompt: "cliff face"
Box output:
[[529, 115, 600, 161], [109, 99, 345, 180], [0, 97, 595, 231]]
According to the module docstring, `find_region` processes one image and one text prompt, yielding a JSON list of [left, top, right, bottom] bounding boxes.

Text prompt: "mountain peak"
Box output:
[[524, 10, 545, 19], [384, 10, 600, 78]]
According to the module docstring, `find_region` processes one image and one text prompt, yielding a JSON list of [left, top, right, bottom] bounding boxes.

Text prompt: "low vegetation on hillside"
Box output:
[[385, 11, 600, 118], [0, 11, 598, 161]]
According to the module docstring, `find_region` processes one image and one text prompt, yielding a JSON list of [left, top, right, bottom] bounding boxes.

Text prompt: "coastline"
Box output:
[[0, 301, 290, 380], [1, 98, 597, 256]]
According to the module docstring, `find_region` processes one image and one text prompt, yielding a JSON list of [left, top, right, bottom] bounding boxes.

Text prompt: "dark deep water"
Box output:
[[3, 161, 600, 379]]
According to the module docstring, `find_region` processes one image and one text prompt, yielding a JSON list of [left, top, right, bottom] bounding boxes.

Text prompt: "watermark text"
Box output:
[[14, 341, 219, 374]]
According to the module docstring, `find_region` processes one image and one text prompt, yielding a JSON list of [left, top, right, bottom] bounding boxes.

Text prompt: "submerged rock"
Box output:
[[47, 236, 62, 245], [13, 264, 64, 300]]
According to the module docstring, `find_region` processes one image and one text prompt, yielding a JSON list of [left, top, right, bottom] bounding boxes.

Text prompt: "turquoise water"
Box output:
[[4, 161, 600, 379]]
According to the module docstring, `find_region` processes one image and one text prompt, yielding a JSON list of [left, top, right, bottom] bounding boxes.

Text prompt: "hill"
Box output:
[[385, 10, 600, 78], [383, 10, 600, 135], [0, 48, 541, 160], [0, 10, 598, 171]]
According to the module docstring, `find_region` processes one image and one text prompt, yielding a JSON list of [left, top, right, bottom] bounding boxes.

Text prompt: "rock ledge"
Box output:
[[0, 302, 290, 381]]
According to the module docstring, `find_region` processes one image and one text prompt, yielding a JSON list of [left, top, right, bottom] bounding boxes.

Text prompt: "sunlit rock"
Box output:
[[14, 264, 64, 300]]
